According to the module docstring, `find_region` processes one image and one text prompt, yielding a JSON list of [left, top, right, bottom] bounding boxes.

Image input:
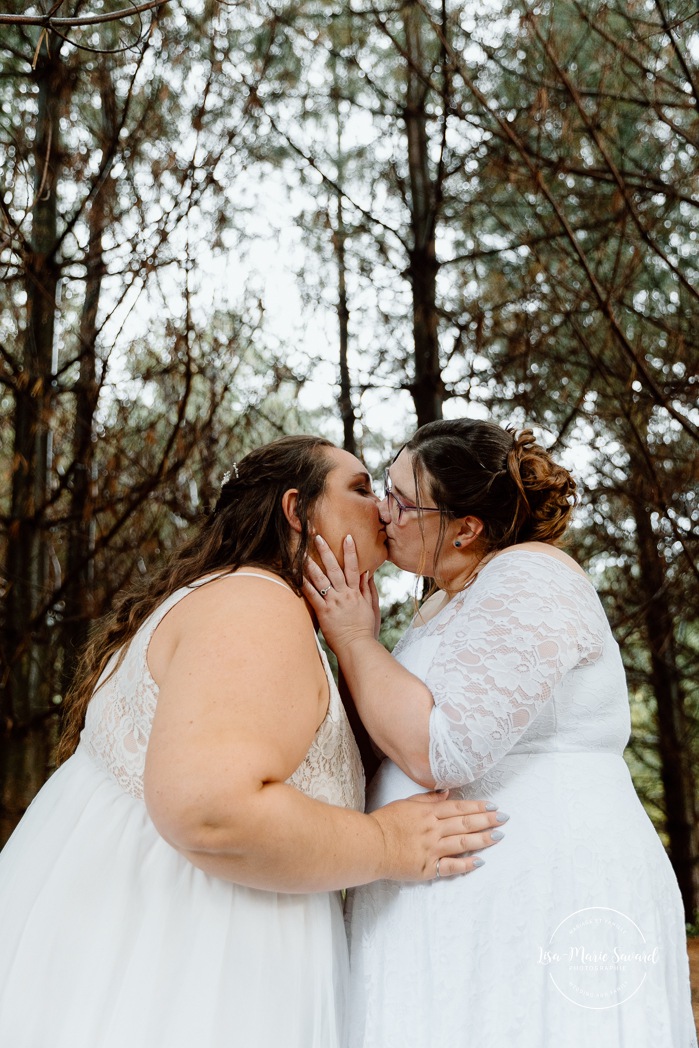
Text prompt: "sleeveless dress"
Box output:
[[346, 551, 696, 1047], [0, 573, 364, 1048]]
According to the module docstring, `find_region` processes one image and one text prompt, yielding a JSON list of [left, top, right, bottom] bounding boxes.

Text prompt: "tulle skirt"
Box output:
[[0, 747, 348, 1048]]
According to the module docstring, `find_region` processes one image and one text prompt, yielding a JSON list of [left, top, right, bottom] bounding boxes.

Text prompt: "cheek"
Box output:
[[310, 510, 345, 564], [387, 530, 427, 572]]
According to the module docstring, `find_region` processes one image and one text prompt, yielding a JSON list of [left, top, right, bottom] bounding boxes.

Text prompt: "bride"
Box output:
[[306, 418, 696, 1047], [0, 434, 504, 1048]]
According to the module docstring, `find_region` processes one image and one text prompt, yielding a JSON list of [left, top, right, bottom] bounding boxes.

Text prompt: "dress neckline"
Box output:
[[410, 547, 593, 632]]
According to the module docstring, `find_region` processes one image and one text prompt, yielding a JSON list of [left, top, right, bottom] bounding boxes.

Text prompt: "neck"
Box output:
[[436, 548, 497, 598]]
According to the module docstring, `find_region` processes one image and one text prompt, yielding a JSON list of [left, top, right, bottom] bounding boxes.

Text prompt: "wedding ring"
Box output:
[[319, 587, 330, 597], [435, 858, 442, 880]]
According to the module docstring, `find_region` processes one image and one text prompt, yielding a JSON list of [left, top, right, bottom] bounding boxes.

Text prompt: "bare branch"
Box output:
[[0, 0, 170, 29]]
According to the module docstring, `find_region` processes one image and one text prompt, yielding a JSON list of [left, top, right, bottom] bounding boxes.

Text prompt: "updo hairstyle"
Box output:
[[404, 419, 576, 552]]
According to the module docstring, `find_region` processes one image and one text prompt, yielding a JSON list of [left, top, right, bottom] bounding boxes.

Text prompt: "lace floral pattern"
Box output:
[[81, 618, 167, 800], [394, 552, 613, 789], [287, 645, 365, 811], [81, 579, 364, 812]]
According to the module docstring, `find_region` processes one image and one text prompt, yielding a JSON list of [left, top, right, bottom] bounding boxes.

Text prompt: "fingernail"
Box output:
[[490, 830, 505, 841], [495, 812, 510, 823], [485, 802, 497, 811], [315, 535, 326, 546], [345, 534, 354, 544], [473, 857, 485, 868]]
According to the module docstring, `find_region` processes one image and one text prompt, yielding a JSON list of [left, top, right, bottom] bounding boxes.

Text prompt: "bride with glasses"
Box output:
[[306, 417, 696, 1048]]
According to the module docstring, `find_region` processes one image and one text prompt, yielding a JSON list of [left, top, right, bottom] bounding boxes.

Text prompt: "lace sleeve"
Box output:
[[426, 555, 608, 789]]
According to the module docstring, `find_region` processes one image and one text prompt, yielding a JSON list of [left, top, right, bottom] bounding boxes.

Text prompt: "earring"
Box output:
[[454, 540, 462, 548]]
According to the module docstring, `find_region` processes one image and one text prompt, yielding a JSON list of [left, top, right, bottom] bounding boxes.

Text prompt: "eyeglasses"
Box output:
[[383, 468, 442, 524]]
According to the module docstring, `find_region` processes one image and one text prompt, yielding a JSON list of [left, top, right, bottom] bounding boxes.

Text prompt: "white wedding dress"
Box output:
[[346, 551, 696, 1047], [0, 573, 365, 1048]]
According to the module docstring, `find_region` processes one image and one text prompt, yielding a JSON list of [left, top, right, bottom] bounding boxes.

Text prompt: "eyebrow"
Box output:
[[350, 471, 373, 485]]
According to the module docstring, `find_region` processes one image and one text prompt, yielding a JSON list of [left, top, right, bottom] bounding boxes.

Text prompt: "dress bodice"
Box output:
[[80, 573, 365, 812], [392, 549, 631, 789]]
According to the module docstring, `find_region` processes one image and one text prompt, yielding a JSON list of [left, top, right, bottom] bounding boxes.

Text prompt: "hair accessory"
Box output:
[[221, 463, 240, 489]]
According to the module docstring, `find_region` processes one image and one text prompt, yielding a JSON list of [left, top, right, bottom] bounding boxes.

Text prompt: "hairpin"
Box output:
[[221, 463, 239, 488]]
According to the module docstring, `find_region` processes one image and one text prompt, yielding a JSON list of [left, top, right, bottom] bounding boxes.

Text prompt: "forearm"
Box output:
[[336, 637, 435, 786], [151, 777, 390, 893], [149, 774, 499, 892]]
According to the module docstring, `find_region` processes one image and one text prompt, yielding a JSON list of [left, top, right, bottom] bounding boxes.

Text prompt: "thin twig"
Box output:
[[0, 0, 169, 27]]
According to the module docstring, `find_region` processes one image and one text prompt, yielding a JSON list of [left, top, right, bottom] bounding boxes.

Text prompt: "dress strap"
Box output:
[[224, 575, 332, 691], [137, 571, 294, 654], [230, 571, 294, 592]]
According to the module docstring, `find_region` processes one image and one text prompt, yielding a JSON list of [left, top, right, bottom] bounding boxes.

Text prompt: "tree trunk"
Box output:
[[1, 44, 63, 839], [5, 44, 62, 719], [331, 58, 356, 456], [632, 487, 699, 921], [61, 62, 116, 694], [335, 188, 356, 455], [402, 0, 442, 427]]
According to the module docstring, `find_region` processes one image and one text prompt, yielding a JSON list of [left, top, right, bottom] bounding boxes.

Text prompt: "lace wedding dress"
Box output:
[[346, 550, 696, 1047], [0, 573, 364, 1048]]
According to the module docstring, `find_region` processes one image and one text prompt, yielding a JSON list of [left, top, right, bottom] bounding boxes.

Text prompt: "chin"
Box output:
[[386, 550, 419, 575], [361, 547, 388, 574]]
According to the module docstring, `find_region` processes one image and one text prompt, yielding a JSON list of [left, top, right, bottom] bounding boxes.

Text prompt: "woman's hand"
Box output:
[[304, 534, 379, 652], [371, 792, 504, 881], [305, 531, 436, 786]]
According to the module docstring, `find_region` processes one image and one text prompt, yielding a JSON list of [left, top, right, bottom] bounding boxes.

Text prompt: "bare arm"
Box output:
[[143, 574, 500, 890]]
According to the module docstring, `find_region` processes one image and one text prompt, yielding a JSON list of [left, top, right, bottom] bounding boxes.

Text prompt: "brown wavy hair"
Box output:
[[56, 434, 335, 764], [403, 418, 577, 569]]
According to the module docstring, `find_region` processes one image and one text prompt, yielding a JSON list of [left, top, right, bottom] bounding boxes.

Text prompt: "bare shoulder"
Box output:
[[148, 569, 314, 684], [496, 542, 588, 580]]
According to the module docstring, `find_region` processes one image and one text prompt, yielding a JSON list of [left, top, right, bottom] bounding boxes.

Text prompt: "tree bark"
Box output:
[[61, 61, 116, 694], [331, 58, 356, 456], [402, 0, 442, 427], [335, 188, 356, 456], [632, 482, 699, 921], [1, 43, 63, 841]]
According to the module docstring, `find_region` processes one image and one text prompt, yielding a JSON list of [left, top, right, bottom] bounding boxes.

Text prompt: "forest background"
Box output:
[[1, 0, 698, 923]]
